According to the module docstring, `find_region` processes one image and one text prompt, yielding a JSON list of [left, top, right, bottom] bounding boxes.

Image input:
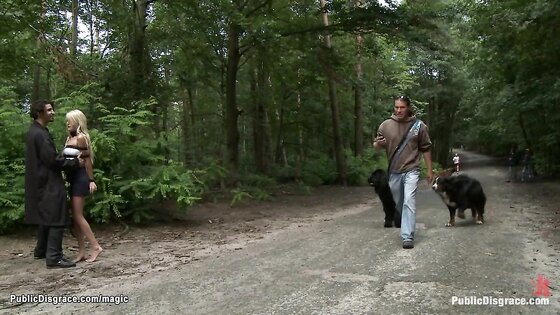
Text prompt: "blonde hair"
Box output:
[[66, 109, 94, 163]]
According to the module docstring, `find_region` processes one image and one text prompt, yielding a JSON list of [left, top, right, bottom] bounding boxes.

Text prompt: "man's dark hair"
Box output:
[[394, 95, 411, 107], [30, 100, 54, 119]]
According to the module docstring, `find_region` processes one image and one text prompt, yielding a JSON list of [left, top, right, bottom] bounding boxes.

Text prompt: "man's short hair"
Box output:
[[30, 100, 54, 119]]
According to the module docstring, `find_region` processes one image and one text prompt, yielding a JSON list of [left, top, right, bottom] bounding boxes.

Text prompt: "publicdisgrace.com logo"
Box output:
[[451, 296, 550, 307], [452, 274, 552, 307], [10, 294, 129, 305]]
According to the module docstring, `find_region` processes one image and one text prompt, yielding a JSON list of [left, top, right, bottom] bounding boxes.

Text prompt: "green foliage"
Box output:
[[0, 87, 27, 233], [240, 173, 277, 189], [294, 181, 313, 195], [301, 153, 338, 186], [228, 173, 276, 207], [198, 158, 228, 190], [88, 178, 125, 223], [85, 99, 206, 223], [252, 188, 271, 201], [345, 148, 387, 186], [269, 164, 297, 183], [0, 158, 25, 233], [456, 0, 560, 173], [0, 91, 208, 231], [230, 188, 253, 207], [3, 0, 560, 233], [229, 186, 272, 207]]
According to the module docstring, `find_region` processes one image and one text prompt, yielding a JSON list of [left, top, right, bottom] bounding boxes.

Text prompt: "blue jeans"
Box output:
[[521, 164, 534, 182], [389, 169, 420, 241]]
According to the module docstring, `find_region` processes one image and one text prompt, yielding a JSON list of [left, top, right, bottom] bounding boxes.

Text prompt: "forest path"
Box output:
[[1, 151, 559, 314]]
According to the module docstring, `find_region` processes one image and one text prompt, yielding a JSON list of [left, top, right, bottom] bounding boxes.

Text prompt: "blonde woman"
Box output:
[[63, 110, 102, 262]]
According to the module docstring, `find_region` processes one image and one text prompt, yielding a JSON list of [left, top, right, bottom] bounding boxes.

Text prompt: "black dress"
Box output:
[[63, 144, 90, 197]]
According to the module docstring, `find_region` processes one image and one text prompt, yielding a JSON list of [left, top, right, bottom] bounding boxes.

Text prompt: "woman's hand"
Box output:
[[89, 181, 97, 193]]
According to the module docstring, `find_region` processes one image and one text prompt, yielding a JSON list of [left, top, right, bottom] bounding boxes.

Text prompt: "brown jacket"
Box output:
[[377, 114, 432, 173]]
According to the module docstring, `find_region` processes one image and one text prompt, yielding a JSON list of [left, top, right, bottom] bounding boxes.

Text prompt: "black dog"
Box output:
[[431, 174, 486, 227], [368, 169, 401, 228]]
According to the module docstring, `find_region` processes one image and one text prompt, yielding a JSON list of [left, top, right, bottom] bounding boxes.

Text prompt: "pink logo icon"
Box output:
[[532, 274, 551, 297]]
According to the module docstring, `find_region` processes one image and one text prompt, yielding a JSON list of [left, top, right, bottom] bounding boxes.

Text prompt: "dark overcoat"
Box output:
[[25, 121, 79, 226]]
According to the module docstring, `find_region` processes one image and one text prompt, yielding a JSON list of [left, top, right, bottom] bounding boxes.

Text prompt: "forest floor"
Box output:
[[0, 185, 373, 305], [1, 151, 560, 313]]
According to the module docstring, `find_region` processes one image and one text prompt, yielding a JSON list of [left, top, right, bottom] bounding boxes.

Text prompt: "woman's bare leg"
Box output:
[[72, 199, 87, 263], [72, 196, 103, 262]]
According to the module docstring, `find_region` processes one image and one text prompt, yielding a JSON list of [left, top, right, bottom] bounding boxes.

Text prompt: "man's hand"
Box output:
[[373, 135, 386, 149], [426, 170, 434, 185]]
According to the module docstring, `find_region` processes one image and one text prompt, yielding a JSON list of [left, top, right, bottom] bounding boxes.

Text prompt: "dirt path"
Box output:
[[1, 151, 559, 314], [0, 186, 374, 310]]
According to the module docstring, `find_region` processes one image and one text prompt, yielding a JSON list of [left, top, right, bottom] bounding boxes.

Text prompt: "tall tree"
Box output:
[[249, 48, 271, 174], [225, 3, 242, 177], [353, 0, 365, 156], [70, 0, 78, 58], [31, 0, 49, 102], [129, 0, 152, 100], [319, 0, 347, 185]]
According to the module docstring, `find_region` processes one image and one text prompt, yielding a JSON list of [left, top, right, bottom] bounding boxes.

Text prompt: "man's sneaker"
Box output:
[[403, 240, 414, 249]]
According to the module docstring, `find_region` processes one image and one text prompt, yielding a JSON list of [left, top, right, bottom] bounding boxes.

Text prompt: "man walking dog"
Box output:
[[373, 96, 433, 249]]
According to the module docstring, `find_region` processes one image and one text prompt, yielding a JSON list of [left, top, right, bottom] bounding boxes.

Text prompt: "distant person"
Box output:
[[64, 109, 102, 262], [521, 149, 534, 182], [25, 100, 82, 269], [373, 95, 433, 249], [506, 146, 519, 182], [452, 153, 460, 173]]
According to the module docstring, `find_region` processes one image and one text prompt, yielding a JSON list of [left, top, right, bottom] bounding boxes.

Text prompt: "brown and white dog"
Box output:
[[431, 174, 486, 227]]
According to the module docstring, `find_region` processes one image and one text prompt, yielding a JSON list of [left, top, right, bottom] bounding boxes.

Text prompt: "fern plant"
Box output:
[[0, 88, 27, 233], [230, 188, 253, 207]]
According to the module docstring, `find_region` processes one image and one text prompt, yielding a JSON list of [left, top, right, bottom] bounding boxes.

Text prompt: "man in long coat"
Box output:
[[25, 100, 81, 268]]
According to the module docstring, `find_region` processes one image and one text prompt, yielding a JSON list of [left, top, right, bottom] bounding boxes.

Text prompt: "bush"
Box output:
[[79, 99, 207, 223], [345, 148, 387, 185], [301, 152, 337, 186], [0, 88, 27, 234]]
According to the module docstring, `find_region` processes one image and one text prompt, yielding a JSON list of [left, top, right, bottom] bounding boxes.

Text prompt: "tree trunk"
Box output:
[[354, 33, 364, 156], [70, 0, 78, 58], [130, 0, 149, 100], [353, 0, 365, 156], [181, 87, 195, 164], [320, 0, 347, 185], [274, 102, 285, 165], [225, 21, 241, 178], [250, 50, 270, 174], [518, 113, 531, 150], [295, 84, 304, 180], [66, 0, 79, 82], [32, 55, 42, 103], [87, 0, 95, 55], [32, 0, 47, 103]]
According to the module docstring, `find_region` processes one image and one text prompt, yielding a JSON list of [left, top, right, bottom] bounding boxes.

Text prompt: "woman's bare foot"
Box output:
[[86, 247, 103, 262], [73, 253, 87, 263]]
